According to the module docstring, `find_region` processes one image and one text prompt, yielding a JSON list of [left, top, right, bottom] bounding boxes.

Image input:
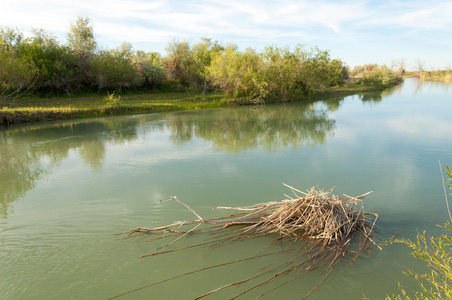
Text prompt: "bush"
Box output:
[[163, 38, 224, 90], [360, 66, 401, 90], [207, 47, 268, 101], [133, 50, 165, 89], [90, 42, 141, 91], [260, 45, 300, 101], [0, 50, 37, 100], [20, 35, 80, 92]]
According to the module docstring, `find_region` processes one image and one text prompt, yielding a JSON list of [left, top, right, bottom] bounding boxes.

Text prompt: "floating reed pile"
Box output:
[[110, 185, 379, 299]]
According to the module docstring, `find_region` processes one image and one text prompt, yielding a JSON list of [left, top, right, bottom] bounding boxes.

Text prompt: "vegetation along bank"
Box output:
[[0, 16, 402, 125]]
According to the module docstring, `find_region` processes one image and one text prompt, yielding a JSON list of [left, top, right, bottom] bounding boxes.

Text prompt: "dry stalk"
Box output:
[[111, 185, 379, 299]]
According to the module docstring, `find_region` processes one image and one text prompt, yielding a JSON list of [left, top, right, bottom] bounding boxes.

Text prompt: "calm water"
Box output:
[[1, 78, 451, 299]]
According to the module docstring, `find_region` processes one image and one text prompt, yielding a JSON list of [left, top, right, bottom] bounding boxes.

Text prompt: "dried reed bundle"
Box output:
[[236, 185, 375, 246], [111, 185, 379, 299]]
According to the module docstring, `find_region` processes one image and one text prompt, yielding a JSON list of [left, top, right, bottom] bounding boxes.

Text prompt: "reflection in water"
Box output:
[[321, 97, 344, 112], [360, 92, 383, 104], [1, 78, 452, 299], [0, 134, 46, 218], [358, 85, 400, 105], [0, 85, 403, 218], [0, 119, 140, 218], [168, 102, 336, 152]]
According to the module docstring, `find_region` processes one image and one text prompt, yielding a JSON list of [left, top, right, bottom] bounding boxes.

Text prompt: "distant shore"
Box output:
[[0, 83, 386, 126]]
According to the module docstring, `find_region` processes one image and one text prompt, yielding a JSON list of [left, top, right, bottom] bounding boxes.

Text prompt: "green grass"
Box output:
[[404, 70, 452, 82], [0, 84, 391, 125], [0, 91, 230, 125]]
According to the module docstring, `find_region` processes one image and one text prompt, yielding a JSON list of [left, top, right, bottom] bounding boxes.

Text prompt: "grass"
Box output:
[[0, 84, 391, 126], [0, 90, 229, 125], [404, 70, 452, 82]]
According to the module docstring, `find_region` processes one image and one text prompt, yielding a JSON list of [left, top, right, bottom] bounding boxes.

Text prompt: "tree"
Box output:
[[190, 38, 224, 91], [0, 50, 37, 100], [294, 46, 335, 97], [261, 45, 300, 101], [415, 58, 425, 74], [132, 50, 165, 89], [67, 16, 97, 57], [207, 46, 268, 102], [21, 28, 80, 92], [164, 39, 193, 85], [66, 16, 97, 88], [0, 27, 24, 51], [90, 42, 141, 91]]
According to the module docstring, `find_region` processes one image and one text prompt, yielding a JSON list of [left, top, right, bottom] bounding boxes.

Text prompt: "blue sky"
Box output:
[[1, 0, 451, 70]]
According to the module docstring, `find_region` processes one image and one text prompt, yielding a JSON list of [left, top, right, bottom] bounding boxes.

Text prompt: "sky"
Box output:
[[0, 0, 451, 70]]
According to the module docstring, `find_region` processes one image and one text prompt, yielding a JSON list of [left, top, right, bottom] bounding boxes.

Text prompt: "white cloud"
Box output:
[[355, 1, 452, 30], [1, 0, 451, 67], [385, 116, 452, 140]]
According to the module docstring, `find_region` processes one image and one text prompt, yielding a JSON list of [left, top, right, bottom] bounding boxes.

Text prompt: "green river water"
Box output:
[[1, 78, 451, 299]]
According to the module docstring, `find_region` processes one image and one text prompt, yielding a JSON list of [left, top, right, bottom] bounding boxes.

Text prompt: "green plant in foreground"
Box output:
[[103, 91, 121, 108], [381, 165, 452, 300]]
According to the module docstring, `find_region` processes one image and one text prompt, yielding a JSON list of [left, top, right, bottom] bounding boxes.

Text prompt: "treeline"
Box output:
[[0, 16, 399, 102]]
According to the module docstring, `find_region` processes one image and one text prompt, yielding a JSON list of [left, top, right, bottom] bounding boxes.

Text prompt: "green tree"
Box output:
[[0, 28, 37, 100], [190, 38, 224, 92], [164, 39, 193, 86], [326, 59, 348, 86], [0, 27, 24, 51], [261, 45, 300, 101], [295, 46, 334, 97], [20, 29, 80, 92], [67, 16, 97, 57], [67, 16, 97, 88], [207, 46, 268, 102], [132, 50, 165, 89], [360, 65, 400, 90], [90, 42, 141, 91], [0, 50, 37, 100]]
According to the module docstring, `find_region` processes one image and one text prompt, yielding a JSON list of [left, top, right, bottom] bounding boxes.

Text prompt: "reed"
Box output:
[[111, 185, 379, 299]]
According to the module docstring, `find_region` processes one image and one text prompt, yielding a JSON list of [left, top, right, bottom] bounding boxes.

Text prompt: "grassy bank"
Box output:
[[404, 70, 452, 82], [0, 83, 389, 126], [0, 91, 230, 125]]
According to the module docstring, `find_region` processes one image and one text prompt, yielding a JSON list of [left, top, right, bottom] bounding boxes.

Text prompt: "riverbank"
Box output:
[[0, 84, 389, 126], [404, 70, 452, 82]]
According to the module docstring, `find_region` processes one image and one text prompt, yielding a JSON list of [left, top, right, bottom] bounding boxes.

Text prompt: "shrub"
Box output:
[[90, 42, 141, 91], [20, 30, 80, 93], [360, 66, 401, 90], [133, 50, 165, 89], [294, 46, 344, 97], [261, 45, 300, 101], [207, 47, 268, 102], [103, 91, 121, 107], [163, 39, 193, 86], [0, 50, 37, 100]]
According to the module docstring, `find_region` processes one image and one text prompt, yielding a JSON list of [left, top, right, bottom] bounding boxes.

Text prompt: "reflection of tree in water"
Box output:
[[0, 135, 46, 218], [168, 102, 336, 153], [321, 97, 344, 112], [360, 92, 383, 104], [359, 85, 400, 105], [0, 118, 140, 218]]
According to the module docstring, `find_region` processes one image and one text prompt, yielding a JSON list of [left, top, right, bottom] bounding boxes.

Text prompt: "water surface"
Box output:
[[1, 78, 451, 299]]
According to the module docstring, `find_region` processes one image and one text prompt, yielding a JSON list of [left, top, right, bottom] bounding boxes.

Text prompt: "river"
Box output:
[[1, 78, 451, 299]]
